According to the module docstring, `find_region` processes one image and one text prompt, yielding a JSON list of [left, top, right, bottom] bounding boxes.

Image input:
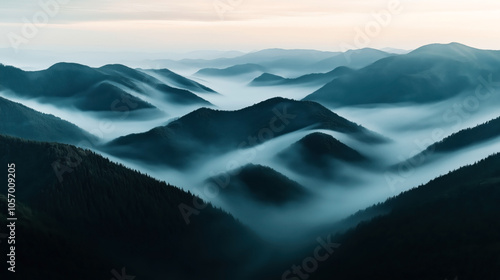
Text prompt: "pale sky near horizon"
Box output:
[[1, 0, 499, 53]]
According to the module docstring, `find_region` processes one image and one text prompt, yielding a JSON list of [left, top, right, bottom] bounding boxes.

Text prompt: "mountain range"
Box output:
[[104, 97, 384, 168], [0, 135, 262, 280], [304, 43, 500, 106], [1, 42, 499, 280]]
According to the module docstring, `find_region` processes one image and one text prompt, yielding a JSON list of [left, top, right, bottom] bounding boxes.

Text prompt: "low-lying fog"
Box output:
[[5, 70, 500, 244]]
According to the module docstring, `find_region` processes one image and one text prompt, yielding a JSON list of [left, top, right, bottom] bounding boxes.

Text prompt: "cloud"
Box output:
[[0, 0, 499, 53]]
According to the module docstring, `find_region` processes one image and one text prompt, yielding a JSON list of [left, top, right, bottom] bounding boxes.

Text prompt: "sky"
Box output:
[[0, 0, 499, 54]]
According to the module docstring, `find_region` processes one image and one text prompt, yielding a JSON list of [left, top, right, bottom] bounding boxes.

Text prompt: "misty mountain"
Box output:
[[98, 64, 212, 105], [0, 135, 262, 280], [76, 82, 156, 111], [311, 48, 395, 72], [195, 63, 267, 77], [278, 132, 367, 179], [0, 63, 153, 112], [145, 68, 217, 94], [0, 62, 211, 113], [155, 48, 392, 76], [299, 152, 500, 280], [304, 43, 500, 106], [104, 97, 384, 168], [280, 132, 366, 163], [151, 49, 339, 74], [401, 115, 500, 167], [250, 66, 353, 87], [0, 96, 97, 145], [207, 164, 309, 205]]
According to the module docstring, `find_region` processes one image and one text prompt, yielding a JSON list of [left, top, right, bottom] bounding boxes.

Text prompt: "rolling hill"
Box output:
[[98, 64, 212, 105], [0, 96, 97, 145], [304, 43, 500, 106], [400, 115, 500, 167], [250, 66, 354, 87], [146, 68, 218, 94], [307, 152, 500, 280], [195, 63, 267, 77], [0, 63, 211, 112], [207, 164, 309, 205], [104, 97, 384, 169], [278, 132, 367, 179], [0, 135, 262, 280], [256, 152, 500, 280], [311, 48, 395, 72]]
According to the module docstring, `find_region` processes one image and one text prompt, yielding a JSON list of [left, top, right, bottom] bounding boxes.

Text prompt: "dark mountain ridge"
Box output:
[[104, 97, 384, 168], [0, 134, 262, 280]]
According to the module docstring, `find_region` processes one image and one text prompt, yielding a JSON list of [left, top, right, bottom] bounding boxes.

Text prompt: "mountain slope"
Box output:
[[304, 43, 500, 106], [195, 63, 267, 77], [207, 164, 309, 205], [250, 66, 353, 87], [311, 48, 395, 72], [99, 64, 212, 105], [0, 135, 262, 280], [280, 132, 366, 163], [278, 132, 367, 179], [0, 63, 211, 112], [0, 96, 97, 145], [104, 97, 384, 168], [146, 68, 217, 94], [401, 115, 500, 167], [292, 153, 500, 280]]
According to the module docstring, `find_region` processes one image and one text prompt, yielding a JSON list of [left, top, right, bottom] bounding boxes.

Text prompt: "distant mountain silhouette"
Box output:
[[250, 73, 286, 84], [299, 153, 500, 280], [105, 97, 384, 168], [155, 48, 392, 76], [152, 49, 339, 75], [278, 132, 367, 179], [250, 66, 353, 87], [311, 48, 395, 72], [195, 63, 267, 77], [207, 164, 309, 205], [304, 43, 500, 106], [0, 135, 262, 280], [0, 96, 96, 145]]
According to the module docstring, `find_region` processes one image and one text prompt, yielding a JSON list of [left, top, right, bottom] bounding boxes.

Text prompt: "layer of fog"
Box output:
[[0, 48, 247, 71], [4, 62, 500, 245], [185, 74, 325, 111], [119, 83, 500, 243], [95, 113, 500, 244], [0, 79, 212, 142]]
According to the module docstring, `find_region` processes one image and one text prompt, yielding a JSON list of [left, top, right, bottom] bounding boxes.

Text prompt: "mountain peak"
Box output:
[[47, 62, 91, 71], [409, 42, 478, 57]]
